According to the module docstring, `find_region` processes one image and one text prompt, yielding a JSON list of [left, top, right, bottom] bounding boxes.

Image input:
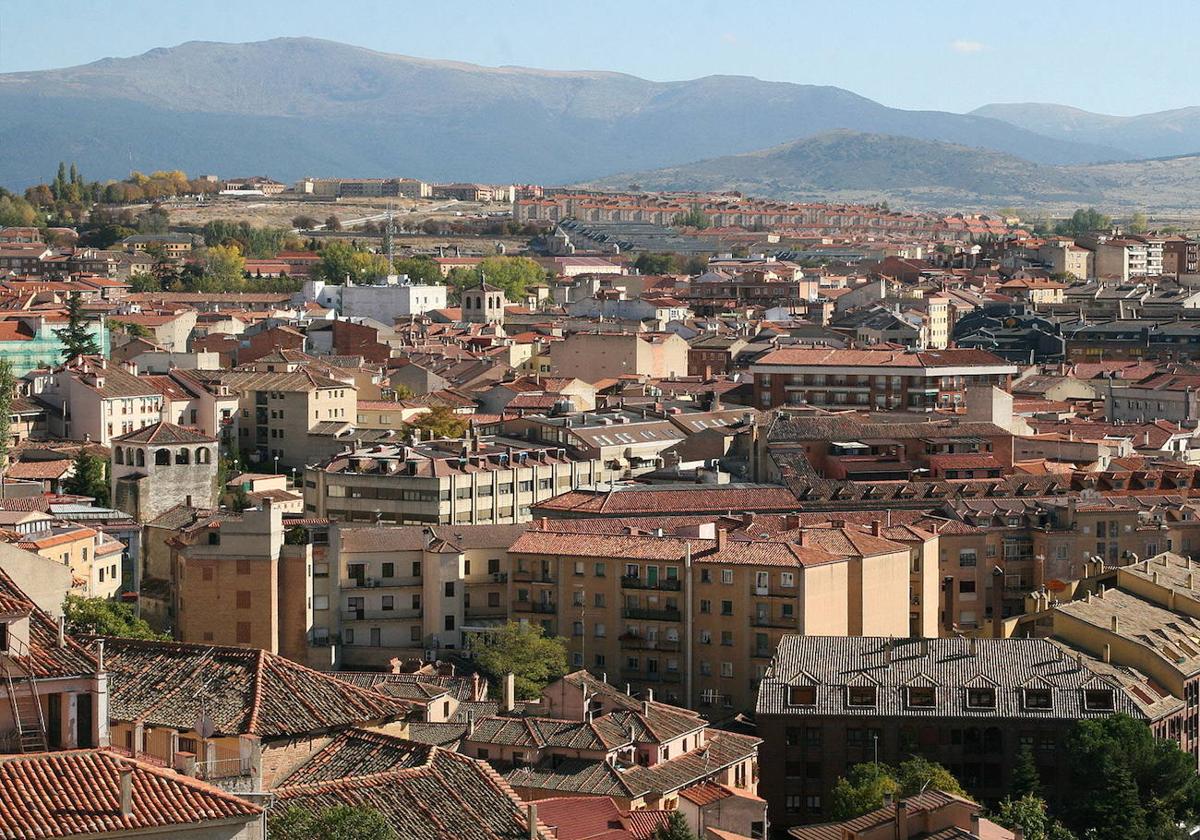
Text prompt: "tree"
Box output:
[[63, 594, 167, 639], [1011, 744, 1040, 799], [471, 621, 569, 700], [54, 292, 101, 359], [1055, 207, 1111, 236], [136, 206, 170, 234], [829, 758, 963, 821], [1061, 714, 1200, 840], [324, 214, 343, 231], [633, 253, 678, 275], [0, 359, 12, 468], [292, 215, 318, 230], [393, 256, 443, 285], [63, 449, 109, 506], [0, 194, 37, 227], [671, 208, 710, 229], [992, 795, 1077, 840], [404, 405, 468, 440], [267, 804, 397, 840], [201, 244, 246, 291], [1129, 211, 1149, 234], [446, 256, 544, 303], [314, 241, 359, 284], [650, 811, 698, 840]]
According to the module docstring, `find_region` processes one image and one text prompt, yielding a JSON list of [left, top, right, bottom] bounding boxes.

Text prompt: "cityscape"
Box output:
[[3, 2, 1200, 839]]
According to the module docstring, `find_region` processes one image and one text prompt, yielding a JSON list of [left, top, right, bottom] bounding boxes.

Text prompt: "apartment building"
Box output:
[[184, 367, 356, 470], [506, 519, 927, 713], [756, 635, 1168, 831], [40, 357, 165, 445], [504, 410, 686, 477], [750, 348, 1016, 411], [304, 437, 609, 525], [1162, 236, 1200, 276], [326, 524, 526, 669], [1080, 233, 1164, 281]]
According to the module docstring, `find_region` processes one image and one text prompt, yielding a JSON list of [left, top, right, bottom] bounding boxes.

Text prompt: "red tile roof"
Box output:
[[0, 749, 261, 837]]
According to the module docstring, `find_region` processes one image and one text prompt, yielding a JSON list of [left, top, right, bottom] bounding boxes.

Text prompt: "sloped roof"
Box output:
[[102, 638, 410, 739], [112, 421, 217, 445], [0, 750, 261, 838], [0, 567, 96, 678]]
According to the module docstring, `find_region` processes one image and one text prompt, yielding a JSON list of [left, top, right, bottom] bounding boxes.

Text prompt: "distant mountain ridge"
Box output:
[[0, 37, 1127, 188], [577, 130, 1200, 210], [972, 102, 1200, 160]]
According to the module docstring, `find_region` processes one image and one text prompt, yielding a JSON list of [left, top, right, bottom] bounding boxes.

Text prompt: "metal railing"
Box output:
[[621, 576, 682, 591]]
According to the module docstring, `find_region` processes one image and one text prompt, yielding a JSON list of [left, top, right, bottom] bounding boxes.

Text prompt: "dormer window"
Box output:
[[847, 686, 877, 708], [1084, 688, 1115, 711], [966, 687, 996, 709], [1023, 688, 1053, 710], [907, 686, 936, 708], [788, 685, 816, 706]]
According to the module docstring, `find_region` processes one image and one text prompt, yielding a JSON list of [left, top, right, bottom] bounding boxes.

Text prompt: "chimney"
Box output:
[[646, 688, 654, 703], [797, 530, 808, 548], [1033, 554, 1046, 589], [1103, 643, 1112, 663], [119, 766, 133, 818], [716, 528, 728, 552], [970, 813, 981, 839], [527, 802, 539, 840], [895, 799, 909, 840], [1111, 615, 1120, 634], [871, 519, 882, 537], [785, 513, 801, 530], [969, 636, 977, 656], [920, 637, 929, 656], [466, 710, 476, 738], [57, 615, 65, 648], [502, 673, 516, 714], [883, 639, 893, 664], [943, 577, 956, 635], [991, 566, 1006, 639]]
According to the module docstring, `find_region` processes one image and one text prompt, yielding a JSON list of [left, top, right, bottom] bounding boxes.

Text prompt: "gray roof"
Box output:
[[756, 635, 1150, 721]]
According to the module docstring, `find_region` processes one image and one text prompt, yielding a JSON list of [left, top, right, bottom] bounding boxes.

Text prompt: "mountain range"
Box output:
[[577, 130, 1200, 210], [2, 37, 1199, 209]]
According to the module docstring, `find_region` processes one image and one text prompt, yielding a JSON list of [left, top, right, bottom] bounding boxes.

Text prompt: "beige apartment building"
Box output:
[[507, 520, 926, 713], [304, 437, 610, 525], [549, 331, 689, 381], [39, 357, 165, 445]]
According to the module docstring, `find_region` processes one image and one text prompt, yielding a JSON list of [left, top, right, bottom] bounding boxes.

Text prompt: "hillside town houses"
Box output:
[[6, 192, 1200, 839]]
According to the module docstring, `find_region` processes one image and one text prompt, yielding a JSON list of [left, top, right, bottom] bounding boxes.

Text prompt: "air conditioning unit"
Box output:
[[366, 577, 378, 587]]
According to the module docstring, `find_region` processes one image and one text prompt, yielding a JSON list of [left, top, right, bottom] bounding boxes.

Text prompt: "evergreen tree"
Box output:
[[63, 594, 167, 639], [1011, 744, 1041, 799], [0, 359, 12, 468], [650, 811, 699, 840], [63, 450, 109, 506], [54, 292, 101, 359]]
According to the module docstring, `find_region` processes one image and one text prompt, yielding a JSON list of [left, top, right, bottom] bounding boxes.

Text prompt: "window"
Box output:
[[594, 593, 606, 608], [236, 558, 249, 575], [847, 686, 877, 707], [236, 622, 251, 643], [208, 532, 221, 546], [959, 549, 977, 568], [967, 687, 996, 709], [720, 662, 733, 677], [907, 686, 936, 708], [721, 569, 733, 584], [594, 562, 606, 577], [382, 562, 394, 578], [412, 561, 421, 577], [444, 615, 455, 631], [382, 596, 394, 611], [788, 685, 816, 706], [1084, 688, 1115, 711], [594, 623, 605, 638], [700, 569, 711, 584], [444, 582, 455, 597], [699, 630, 712, 644], [488, 591, 500, 608], [1023, 688, 1052, 710], [786, 795, 802, 814], [313, 595, 328, 610], [721, 600, 733, 616], [574, 561, 584, 576], [699, 599, 711, 614], [721, 631, 733, 646], [781, 572, 795, 588], [236, 591, 250, 609]]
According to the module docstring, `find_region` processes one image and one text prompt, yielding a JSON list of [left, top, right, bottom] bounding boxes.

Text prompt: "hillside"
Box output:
[[973, 102, 1200, 160], [0, 37, 1124, 188], [577, 130, 1200, 210]]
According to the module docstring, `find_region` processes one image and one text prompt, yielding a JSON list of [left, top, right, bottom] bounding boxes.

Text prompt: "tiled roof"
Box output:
[[275, 742, 551, 839], [112, 421, 217, 445], [0, 750, 261, 838], [102, 638, 410, 739], [4, 459, 71, 480], [0, 567, 96, 678], [788, 790, 977, 840], [756, 636, 1151, 720], [753, 347, 1012, 369], [532, 796, 632, 840], [626, 810, 672, 840], [275, 728, 432, 786], [534, 484, 798, 516]]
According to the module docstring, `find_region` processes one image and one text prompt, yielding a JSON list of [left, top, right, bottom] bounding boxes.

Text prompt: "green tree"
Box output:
[[268, 804, 397, 840], [894, 756, 965, 797], [829, 762, 898, 820], [0, 359, 12, 468], [1128, 211, 1149, 234], [54, 292, 101, 359], [992, 795, 1077, 840], [650, 810, 699, 840], [292, 215, 318, 230], [1011, 744, 1040, 799], [404, 405, 469, 439], [1055, 207, 1112, 236], [393, 256, 443, 285], [0, 194, 38, 227], [633, 253, 678, 275], [201, 244, 246, 291], [314, 241, 359, 284], [324, 214, 343, 231], [136, 206, 170, 234], [471, 621, 569, 700], [1062, 714, 1200, 840], [63, 594, 167, 639], [447, 256, 544, 303], [63, 449, 109, 505], [671, 208, 710, 229]]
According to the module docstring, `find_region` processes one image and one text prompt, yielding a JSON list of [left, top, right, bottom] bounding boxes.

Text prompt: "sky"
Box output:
[[1, 0, 1197, 116]]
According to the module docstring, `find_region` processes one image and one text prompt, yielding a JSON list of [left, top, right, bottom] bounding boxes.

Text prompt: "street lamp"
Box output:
[[273, 455, 279, 475]]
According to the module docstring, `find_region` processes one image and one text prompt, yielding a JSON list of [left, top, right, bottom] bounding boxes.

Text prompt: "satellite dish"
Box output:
[[195, 713, 215, 740]]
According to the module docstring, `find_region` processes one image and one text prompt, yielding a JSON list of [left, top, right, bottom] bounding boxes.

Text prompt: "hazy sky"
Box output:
[[1, 0, 1194, 115]]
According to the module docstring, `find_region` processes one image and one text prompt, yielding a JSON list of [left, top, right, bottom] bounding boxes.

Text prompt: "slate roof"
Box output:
[[0, 750, 261, 838], [275, 744, 551, 839], [756, 636, 1150, 720], [102, 638, 410, 739]]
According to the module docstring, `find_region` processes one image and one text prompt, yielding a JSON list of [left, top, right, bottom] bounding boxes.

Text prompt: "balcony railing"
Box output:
[[751, 616, 798, 629], [341, 608, 422, 621], [622, 607, 682, 622], [514, 601, 556, 614], [621, 575, 682, 591], [513, 570, 555, 584], [619, 635, 681, 652]]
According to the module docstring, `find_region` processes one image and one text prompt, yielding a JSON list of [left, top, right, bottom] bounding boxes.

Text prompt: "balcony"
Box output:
[[619, 635, 681, 652], [343, 578, 420, 589], [341, 608, 422, 621], [621, 575, 682, 592], [513, 570, 555, 584], [751, 647, 774, 659], [514, 601, 556, 614], [749, 587, 795, 599], [622, 607, 682, 622], [751, 616, 798, 629]]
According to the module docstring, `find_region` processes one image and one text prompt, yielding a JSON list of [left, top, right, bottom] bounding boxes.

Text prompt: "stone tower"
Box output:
[[461, 276, 507, 326], [110, 422, 219, 522]]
